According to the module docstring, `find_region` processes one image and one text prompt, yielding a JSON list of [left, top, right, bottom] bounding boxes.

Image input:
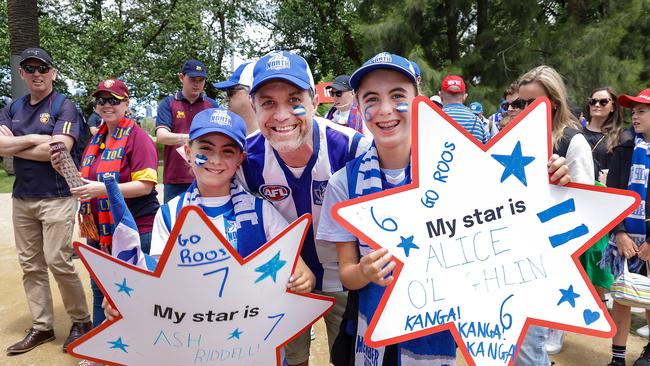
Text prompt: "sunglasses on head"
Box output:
[[22, 65, 51, 74], [588, 98, 611, 107], [95, 97, 123, 106]]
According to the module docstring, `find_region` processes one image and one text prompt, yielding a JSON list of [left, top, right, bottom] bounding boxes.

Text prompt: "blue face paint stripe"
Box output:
[[396, 102, 409, 113], [292, 105, 306, 116], [194, 153, 208, 167]]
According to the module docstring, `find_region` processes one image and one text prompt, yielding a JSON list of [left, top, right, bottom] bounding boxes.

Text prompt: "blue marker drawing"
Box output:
[[491, 141, 535, 186], [548, 224, 589, 248], [108, 337, 129, 353], [396, 102, 409, 113], [254, 252, 286, 283], [194, 153, 208, 167], [264, 313, 285, 341], [115, 278, 134, 297], [371, 206, 398, 232], [537, 199, 576, 223], [583, 309, 600, 325], [292, 105, 306, 116], [537, 198, 589, 247], [228, 328, 243, 340], [363, 104, 375, 122], [557, 285, 580, 307], [396, 235, 419, 257], [203, 266, 229, 297]]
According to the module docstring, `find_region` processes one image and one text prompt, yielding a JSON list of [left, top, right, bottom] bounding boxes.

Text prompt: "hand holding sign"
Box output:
[[69, 208, 333, 365], [333, 97, 639, 365]]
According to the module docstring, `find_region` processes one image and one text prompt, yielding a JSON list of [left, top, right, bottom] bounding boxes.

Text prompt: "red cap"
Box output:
[[619, 88, 650, 108], [441, 75, 466, 94], [92, 79, 129, 99]]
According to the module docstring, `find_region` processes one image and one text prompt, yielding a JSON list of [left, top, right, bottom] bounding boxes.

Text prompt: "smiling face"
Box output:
[[356, 69, 416, 152], [252, 81, 316, 153], [185, 133, 245, 196], [93, 91, 129, 125], [19, 59, 56, 96]]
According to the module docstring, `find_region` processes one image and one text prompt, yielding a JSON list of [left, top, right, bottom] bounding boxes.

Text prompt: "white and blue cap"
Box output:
[[250, 50, 315, 94], [213, 62, 255, 90], [189, 108, 247, 149], [350, 52, 418, 91], [469, 101, 483, 115]]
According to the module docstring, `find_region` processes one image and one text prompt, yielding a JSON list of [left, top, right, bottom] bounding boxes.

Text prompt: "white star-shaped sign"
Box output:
[[69, 207, 334, 365], [332, 97, 639, 365]]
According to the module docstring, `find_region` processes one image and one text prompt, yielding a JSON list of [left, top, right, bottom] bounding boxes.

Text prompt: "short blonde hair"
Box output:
[[518, 65, 580, 148]]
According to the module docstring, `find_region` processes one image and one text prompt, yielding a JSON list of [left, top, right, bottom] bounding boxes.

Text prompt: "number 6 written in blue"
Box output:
[[370, 206, 398, 232]]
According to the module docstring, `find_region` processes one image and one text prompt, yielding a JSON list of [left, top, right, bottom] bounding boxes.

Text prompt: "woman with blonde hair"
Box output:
[[516, 65, 595, 364]]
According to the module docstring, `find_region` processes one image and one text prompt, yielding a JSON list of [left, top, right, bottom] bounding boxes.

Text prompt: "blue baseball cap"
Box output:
[[213, 62, 254, 90], [189, 108, 247, 149], [250, 51, 315, 94], [181, 59, 208, 78], [469, 101, 483, 115], [350, 52, 418, 91], [410, 60, 421, 79]]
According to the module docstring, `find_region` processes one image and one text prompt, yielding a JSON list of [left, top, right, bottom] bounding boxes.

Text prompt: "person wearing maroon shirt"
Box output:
[[0, 47, 91, 355], [55, 78, 159, 328], [156, 59, 219, 203]]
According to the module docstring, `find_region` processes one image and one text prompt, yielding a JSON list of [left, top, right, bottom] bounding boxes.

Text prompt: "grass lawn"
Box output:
[[0, 169, 14, 193]]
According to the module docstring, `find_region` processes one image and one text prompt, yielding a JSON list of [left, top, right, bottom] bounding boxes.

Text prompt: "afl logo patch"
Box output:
[[39, 113, 50, 124], [259, 184, 291, 202]]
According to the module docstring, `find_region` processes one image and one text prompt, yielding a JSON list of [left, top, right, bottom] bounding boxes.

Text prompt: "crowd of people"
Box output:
[[0, 46, 649, 366]]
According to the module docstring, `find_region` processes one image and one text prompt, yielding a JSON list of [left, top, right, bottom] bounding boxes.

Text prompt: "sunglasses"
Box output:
[[22, 65, 51, 74], [226, 86, 248, 98], [588, 98, 611, 107], [95, 97, 123, 106], [331, 90, 344, 97], [503, 98, 530, 110]]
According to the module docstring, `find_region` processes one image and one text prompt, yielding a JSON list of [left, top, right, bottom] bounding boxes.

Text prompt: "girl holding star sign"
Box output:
[[316, 53, 572, 365]]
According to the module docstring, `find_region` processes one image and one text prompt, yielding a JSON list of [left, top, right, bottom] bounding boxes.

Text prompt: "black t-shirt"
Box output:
[[0, 91, 80, 198], [582, 127, 610, 171]]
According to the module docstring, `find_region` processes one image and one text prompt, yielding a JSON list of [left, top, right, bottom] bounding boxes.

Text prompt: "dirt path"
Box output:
[[0, 190, 647, 365]]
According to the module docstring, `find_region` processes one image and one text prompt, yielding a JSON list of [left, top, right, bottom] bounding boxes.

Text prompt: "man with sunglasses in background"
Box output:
[[156, 59, 219, 203], [0, 47, 91, 355], [324, 75, 366, 135], [213, 61, 258, 134]]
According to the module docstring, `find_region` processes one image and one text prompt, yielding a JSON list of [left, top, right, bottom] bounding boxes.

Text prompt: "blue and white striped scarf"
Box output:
[[601, 135, 650, 276], [180, 179, 267, 258], [347, 143, 456, 365]]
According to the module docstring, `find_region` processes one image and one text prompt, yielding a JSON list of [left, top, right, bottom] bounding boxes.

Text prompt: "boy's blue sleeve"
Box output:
[[156, 96, 173, 130]]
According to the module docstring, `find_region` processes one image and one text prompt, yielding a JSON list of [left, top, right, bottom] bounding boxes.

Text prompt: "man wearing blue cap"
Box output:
[[237, 50, 371, 366], [213, 62, 257, 134], [470, 101, 497, 138], [156, 59, 220, 203]]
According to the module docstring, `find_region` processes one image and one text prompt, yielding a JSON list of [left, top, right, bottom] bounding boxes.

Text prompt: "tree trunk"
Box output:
[[444, 0, 460, 62], [6, 0, 40, 175]]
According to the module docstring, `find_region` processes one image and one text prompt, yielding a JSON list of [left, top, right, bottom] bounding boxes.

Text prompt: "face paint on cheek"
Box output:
[[363, 104, 375, 122], [396, 102, 409, 113], [292, 105, 306, 117], [194, 153, 208, 167]]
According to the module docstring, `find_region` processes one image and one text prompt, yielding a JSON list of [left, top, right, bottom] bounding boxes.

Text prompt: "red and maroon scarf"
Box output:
[[78, 117, 135, 252]]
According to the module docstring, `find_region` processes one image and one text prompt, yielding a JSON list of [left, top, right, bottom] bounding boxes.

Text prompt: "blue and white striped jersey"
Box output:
[[237, 117, 371, 292]]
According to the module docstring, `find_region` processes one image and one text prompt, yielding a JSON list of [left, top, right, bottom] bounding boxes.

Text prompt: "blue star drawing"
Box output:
[[228, 328, 243, 340], [254, 251, 287, 283], [108, 337, 129, 353], [396, 235, 419, 257], [557, 285, 581, 307], [491, 141, 535, 186], [115, 278, 134, 297]]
